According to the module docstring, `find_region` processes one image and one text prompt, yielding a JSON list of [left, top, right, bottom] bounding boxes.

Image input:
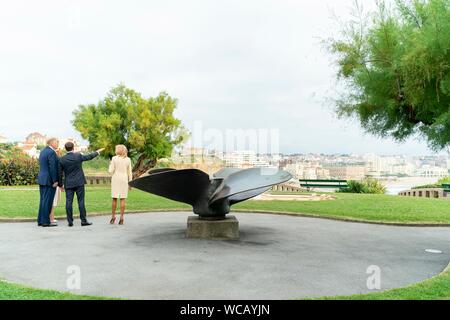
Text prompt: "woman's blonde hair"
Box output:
[[115, 144, 128, 157]]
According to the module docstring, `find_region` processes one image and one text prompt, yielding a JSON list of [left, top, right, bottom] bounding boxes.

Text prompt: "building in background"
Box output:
[[59, 138, 88, 152], [182, 147, 206, 157], [25, 132, 47, 146], [224, 150, 270, 168], [417, 165, 448, 178], [15, 133, 89, 158], [323, 163, 367, 180], [0, 134, 8, 144], [447, 156, 450, 174], [16, 141, 39, 158]]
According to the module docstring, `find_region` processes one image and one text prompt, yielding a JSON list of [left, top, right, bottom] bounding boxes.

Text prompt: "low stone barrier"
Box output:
[[85, 175, 111, 185], [398, 188, 448, 199], [271, 183, 305, 192]]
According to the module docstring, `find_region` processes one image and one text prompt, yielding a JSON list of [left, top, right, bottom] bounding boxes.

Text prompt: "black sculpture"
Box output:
[[129, 167, 292, 219]]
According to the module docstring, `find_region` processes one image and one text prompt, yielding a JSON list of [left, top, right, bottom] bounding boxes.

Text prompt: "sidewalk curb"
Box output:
[[1, 209, 450, 227], [0, 209, 187, 223], [232, 209, 450, 227], [441, 262, 450, 275]]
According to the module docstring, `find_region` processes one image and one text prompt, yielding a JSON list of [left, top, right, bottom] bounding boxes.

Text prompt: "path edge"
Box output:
[[1, 209, 450, 227]]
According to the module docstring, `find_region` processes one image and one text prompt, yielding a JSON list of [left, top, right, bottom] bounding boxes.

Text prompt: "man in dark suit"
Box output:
[[37, 137, 60, 227], [59, 142, 104, 227]]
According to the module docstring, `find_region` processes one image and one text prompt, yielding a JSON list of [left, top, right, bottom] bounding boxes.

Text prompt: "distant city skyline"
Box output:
[[3, 129, 448, 158], [0, 0, 442, 156]]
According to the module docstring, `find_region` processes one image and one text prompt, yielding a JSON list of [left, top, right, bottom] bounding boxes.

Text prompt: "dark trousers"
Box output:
[[38, 185, 56, 225], [65, 185, 87, 223]]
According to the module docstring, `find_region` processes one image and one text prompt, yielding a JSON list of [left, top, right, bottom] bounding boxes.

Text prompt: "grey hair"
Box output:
[[46, 137, 59, 145]]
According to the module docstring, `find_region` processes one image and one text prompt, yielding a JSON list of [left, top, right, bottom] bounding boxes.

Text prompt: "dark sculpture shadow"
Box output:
[[129, 167, 292, 219]]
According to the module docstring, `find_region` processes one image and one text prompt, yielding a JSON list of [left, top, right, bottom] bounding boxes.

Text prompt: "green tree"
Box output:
[[328, 0, 450, 150], [72, 84, 187, 178]]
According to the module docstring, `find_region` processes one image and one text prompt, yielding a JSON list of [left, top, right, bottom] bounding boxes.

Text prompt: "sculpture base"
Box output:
[[186, 215, 239, 240]]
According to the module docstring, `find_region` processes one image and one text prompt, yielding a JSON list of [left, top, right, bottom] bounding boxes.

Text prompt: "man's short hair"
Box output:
[[65, 142, 74, 152], [46, 137, 58, 146]]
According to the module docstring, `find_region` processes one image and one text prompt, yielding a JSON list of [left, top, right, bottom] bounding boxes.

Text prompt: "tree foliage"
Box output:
[[328, 0, 450, 150], [72, 85, 187, 178]]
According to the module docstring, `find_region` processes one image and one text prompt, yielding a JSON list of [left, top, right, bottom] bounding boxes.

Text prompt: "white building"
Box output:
[[181, 147, 206, 157], [224, 150, 270, 168], [391, 163, 416, 176], [447, 157, 450, 175], [59, 138, 88, 152], [302, 167, 318, 180], [417, 165, 448, 178], [284, 163, 303, 179], [17, 142, 39, 158], [0, 134, 8, 144], [26, 132, 47, 146]]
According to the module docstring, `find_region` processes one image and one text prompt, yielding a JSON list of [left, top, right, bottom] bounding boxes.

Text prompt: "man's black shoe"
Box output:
[[68, 222, 73, 227], [81, 221, 92, 226], [38, 223, 43, 227], [42, 223, 58, 227]]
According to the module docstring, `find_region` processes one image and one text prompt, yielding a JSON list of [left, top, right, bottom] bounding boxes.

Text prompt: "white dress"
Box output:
[[53, 187, 61, 207], [109, 156, 133, 199]]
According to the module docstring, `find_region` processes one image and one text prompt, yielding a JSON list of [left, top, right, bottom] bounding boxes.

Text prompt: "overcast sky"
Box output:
[[0, 0, 440, 155]]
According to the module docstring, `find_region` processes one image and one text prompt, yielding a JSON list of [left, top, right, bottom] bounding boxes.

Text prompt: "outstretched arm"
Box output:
[[81, 148, 105, 162], [81, 151, 99, 162]]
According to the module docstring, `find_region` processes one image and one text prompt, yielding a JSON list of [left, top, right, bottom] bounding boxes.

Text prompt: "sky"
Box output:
[[0, 0, 441, 155]]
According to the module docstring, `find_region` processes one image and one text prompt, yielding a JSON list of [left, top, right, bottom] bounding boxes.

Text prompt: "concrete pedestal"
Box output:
[[186, 215, 239, 240]]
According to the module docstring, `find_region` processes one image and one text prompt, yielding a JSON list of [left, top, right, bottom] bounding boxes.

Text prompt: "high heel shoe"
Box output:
[[110, 217, 116, 224], [118, 219, 124, 225]]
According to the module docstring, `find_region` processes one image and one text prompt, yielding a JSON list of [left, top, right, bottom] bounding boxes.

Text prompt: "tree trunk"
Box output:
[[132, 154, 157, 179]]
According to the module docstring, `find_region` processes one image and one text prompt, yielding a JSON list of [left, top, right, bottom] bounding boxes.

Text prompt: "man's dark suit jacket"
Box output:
[[59, 151, 99, 189], [38, 146, 59, 186]]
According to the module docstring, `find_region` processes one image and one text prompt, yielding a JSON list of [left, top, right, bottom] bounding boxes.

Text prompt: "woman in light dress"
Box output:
[[50, 148, 62, 224], [108, 145, 132, 225]]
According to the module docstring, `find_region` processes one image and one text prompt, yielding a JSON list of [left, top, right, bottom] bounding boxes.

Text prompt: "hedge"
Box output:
[[0, 158, 39, 186]]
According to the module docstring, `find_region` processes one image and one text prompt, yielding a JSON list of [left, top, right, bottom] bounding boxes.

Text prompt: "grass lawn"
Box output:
[[0, 186, 449, 224], [320, 266, 450, 300], [236, 192, 450, 224], [0, 186, 189, 219], [2, 268, 448, 300], [0, 279, 110, 300]]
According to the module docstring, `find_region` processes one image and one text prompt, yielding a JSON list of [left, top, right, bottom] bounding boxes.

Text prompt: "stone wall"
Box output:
[[86, 175, 111, 185], [398, 188, 448, 199], [271, 184, 305, 192]]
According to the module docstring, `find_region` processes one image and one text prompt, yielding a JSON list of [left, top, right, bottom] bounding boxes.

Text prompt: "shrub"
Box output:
[[0, 146, 39, 185], [412, 176, 450, 189], [437, 176, 450, 185], [339, 178, 386, 194]]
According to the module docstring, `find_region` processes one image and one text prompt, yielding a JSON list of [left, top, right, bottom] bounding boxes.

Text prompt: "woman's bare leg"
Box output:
[[111, 198, 117, 219], [119, 199, 126, 221], [50, 206, 55, 222]]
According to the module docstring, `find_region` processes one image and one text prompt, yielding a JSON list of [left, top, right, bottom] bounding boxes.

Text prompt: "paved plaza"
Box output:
[[0, 212, 448, 299]]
